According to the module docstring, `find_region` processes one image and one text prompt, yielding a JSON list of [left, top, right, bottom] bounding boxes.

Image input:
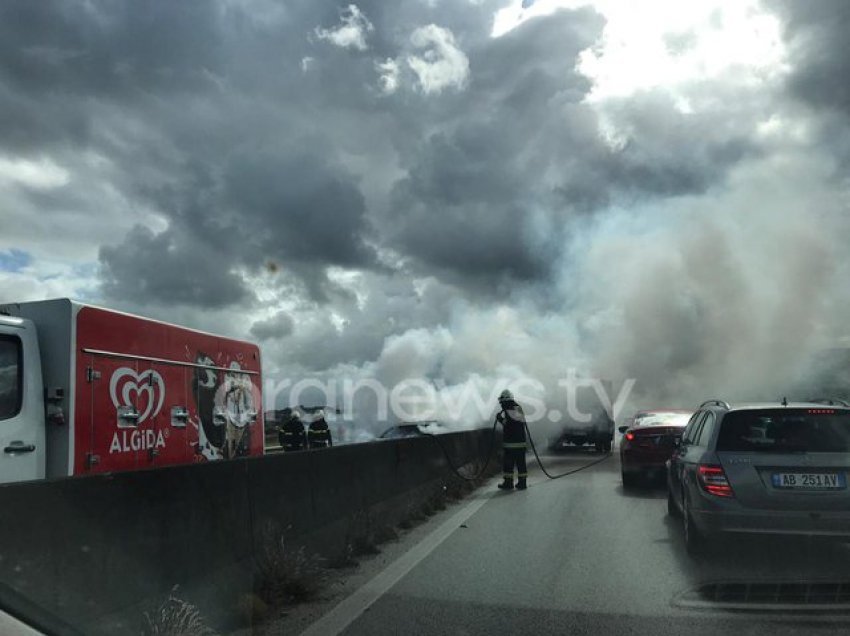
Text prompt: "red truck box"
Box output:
[[0, 299, 262, 483]]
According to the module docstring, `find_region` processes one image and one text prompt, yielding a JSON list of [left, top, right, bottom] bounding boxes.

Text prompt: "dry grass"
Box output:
[[327, 541, 358, 569], [347, 509, 382, 557], [255, 526, 326, 605], [142, 586, 216, 636], [374, 524, 399, 543]]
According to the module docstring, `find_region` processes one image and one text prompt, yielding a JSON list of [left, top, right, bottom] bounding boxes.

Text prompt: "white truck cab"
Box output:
[[0, 316, 46, 483]]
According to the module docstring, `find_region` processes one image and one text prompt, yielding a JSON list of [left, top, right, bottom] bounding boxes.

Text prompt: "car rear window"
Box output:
[[637, 413, 692, 427], [717, 409, 850, 453]]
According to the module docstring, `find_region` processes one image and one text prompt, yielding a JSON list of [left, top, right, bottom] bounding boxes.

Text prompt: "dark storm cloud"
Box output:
[[384, 10, 601, 285], [0, 1, 226, 152], [99, 225, 251, 308], [0, 0, 387, 305], [222, 149, 375, 270], [2, 0, 760, 304], [262, 272, 460, 372], [96, 145, 378, 305], [770, 0, 850, 114], [250, 311, 295, 341], [600, 90, 757, 196], [384, 8, 760, 289], [1, 0, 770, 377]]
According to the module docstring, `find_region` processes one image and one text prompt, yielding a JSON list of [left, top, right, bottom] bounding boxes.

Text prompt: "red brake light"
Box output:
[[698, 464, 734, 497], [625, 432, 635, 441]]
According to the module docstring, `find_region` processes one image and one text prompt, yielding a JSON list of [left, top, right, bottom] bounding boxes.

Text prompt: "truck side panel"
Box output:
[[74, 306, 262, 476]]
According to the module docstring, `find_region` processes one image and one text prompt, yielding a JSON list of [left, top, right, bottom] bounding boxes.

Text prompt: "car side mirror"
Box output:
[[618, 425, 629, 434]]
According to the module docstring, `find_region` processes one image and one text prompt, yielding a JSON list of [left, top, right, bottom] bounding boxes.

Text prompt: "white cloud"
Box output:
[[493, 0, 787, 103], [314, 4, 374, 52], [301, 56, 314, 72], [376, 57, 401, 94], [576, 0, 787, 103], [0, 260, 99, 303], [406, 25, 469, 94], [0, 155, 69, 189]]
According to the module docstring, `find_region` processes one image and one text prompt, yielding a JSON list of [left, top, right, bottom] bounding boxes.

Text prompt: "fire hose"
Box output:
[[523, 422, 612, 479], [424, 418, 612, 483], [423, 417, 499, 482]]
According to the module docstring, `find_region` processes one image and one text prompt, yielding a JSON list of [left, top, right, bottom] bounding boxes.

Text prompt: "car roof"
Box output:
[[710, 401, 850, 412], [634, 409, 693, 416]]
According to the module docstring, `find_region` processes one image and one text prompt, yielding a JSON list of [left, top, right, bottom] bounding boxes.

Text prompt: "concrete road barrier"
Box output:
[[0, 428, 496, 634]]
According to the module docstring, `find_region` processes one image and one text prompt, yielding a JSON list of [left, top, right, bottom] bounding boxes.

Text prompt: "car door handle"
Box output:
[[4, 443, 36, 454]]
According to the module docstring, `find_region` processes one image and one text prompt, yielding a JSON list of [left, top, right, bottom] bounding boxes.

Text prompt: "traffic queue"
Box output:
[[618, 398, 850, 555]]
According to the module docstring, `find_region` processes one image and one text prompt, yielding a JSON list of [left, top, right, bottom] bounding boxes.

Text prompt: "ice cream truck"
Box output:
[[0, 299, 263, 484]]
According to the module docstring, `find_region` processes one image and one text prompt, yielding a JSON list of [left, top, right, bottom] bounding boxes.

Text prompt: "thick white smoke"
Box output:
[[269, 144, 850, 441]]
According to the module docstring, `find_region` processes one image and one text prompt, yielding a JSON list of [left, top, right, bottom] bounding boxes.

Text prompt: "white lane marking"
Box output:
[[0, 609, 45, 636], [300, 479, 498, 636]]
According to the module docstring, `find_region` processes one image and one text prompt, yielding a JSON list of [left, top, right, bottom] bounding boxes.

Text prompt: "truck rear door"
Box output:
[[79, 353, 159, 473]]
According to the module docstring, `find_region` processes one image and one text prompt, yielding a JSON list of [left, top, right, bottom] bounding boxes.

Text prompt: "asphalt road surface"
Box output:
[[302, 448, 850, 635]]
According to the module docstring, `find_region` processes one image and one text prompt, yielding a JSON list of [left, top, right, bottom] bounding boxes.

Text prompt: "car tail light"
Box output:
[[697, 464, 734, 498], [624, 432, 635, 442]]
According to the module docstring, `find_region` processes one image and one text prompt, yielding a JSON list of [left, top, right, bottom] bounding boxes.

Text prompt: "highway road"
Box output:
[[298, 448, 850, 635]]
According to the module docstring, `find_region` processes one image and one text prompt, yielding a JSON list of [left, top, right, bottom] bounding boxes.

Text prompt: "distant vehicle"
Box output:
[[619, 410, 693, 487], [620, 408, 691, 434], [667, 399, 850, 555], [379, 420, 443, 439], [0, 298, 262, 485], [549, 408, 614, 453]]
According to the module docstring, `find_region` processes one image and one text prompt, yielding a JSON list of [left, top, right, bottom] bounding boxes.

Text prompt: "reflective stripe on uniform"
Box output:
[[517, 473, 528, 478], [502, 442, 527, 449]]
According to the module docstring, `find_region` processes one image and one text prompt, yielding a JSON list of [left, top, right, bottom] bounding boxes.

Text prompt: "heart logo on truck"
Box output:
[[109, 367, 166, 424]]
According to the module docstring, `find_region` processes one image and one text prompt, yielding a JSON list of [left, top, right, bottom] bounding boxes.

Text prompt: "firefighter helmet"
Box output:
[[498, 389, 514, 403]]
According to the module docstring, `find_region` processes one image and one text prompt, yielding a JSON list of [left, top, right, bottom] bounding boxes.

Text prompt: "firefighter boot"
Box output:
[[497, 477, 514, 490], [516, 477, 527, 490]]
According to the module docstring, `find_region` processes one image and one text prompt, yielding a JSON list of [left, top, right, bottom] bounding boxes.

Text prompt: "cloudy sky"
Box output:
[[1, 0, 849, 429]]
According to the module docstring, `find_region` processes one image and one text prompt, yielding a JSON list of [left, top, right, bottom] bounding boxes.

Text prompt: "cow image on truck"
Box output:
[[0, 298, 263, 484]]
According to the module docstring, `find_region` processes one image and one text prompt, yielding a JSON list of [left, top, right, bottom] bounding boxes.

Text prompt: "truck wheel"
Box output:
[[594, 442, 604, 453], [603, 440, 612, 453]]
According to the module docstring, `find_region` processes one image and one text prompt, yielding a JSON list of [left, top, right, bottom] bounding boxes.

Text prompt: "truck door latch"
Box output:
[[85, 453, 100, 467], [86, 367, 102, 382]]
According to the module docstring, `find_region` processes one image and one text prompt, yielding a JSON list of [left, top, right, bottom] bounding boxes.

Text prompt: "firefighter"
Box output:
[[278, 411, 306, 452], [496, 389, 528, 490], [307, 412, 333, 449]]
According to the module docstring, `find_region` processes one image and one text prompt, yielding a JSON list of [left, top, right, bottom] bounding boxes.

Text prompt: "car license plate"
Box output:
[[771, 472, 846, 489]]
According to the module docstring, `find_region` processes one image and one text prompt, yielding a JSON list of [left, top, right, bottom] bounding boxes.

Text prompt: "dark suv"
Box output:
[[667, 399, 850, 555]]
